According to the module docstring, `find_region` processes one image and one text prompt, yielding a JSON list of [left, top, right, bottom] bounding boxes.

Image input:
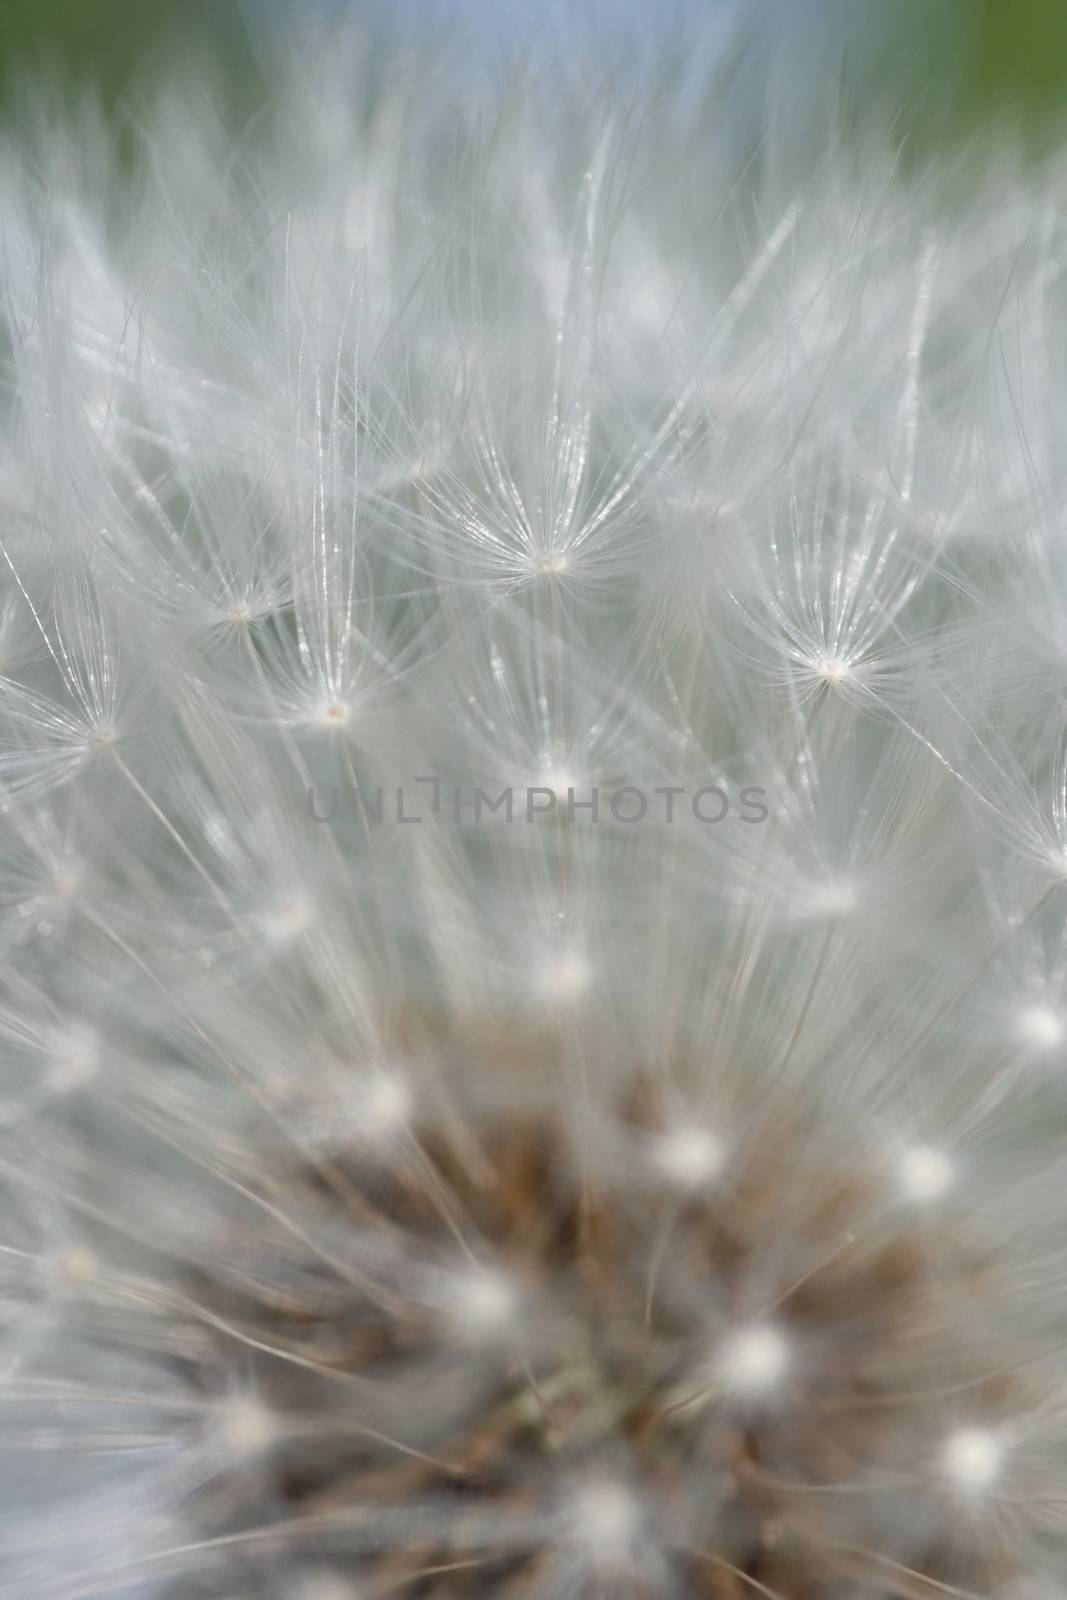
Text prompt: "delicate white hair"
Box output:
[[0, 8, 1066, 1598]]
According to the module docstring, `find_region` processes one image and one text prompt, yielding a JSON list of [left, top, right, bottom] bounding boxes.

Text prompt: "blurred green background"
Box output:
[[966, 0, 1067, 120], [0, 0, 1065, 145], [0, 0, 256, 101]]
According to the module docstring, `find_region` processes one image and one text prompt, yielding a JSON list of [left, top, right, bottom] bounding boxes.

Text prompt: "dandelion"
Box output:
[[1, 10, 1066, 1600]]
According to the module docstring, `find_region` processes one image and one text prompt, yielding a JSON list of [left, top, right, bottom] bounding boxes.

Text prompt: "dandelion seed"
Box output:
[[649, 1126, 726, 1191], [942, 1427, 1003, 1493], [566, 1479, 642, 1567], [298, 1573, 360, 1600], [215, 1396, 278, 1460], [45, 1024, 100, 1091], [804, 877, 859, 919], [897, 1144, 955, 1203], [448, 1268, 519, 1341], [717, 1324, 791, 1399], [540, 767, 579, 806], [357, 1071, 412, 1144], [814, 655, 852, 685], [1017, 1006, 1064, 1052], [261, 895, 315, 945], [3, 13, 1067, 1599], [315, 700, 352, 729], [53, 1249, 99, 1288], [537, 950, 593, 1001], [50, 865, 82, 900]]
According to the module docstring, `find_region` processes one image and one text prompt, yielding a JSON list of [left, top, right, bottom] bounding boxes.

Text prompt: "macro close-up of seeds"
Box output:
[[1, 4, 1067, 1597]]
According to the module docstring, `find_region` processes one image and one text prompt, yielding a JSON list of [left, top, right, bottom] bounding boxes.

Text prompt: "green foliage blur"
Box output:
[[0, 1, 1064, 144], [0, 0, 256, 105], [965, 0, 1067, 125]]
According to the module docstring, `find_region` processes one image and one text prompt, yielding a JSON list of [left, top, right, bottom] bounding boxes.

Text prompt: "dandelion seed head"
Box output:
[[3, 15, 1066, 1598], [59, 1044, 1039, 1595]]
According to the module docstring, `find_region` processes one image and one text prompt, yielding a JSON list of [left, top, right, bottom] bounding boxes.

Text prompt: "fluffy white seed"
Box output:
[[649, 1126, 727, 1190], [717, 1325, 791, 1398], [566, 1480, 642, 1567], [897, 1144, 955, 1203], [1017, 1006, 1064, 1051], [941, 1428, 1003, 1493]]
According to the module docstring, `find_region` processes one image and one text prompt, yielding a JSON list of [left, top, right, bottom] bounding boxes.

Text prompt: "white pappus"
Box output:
[[0, 9, 1066, 1600]]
